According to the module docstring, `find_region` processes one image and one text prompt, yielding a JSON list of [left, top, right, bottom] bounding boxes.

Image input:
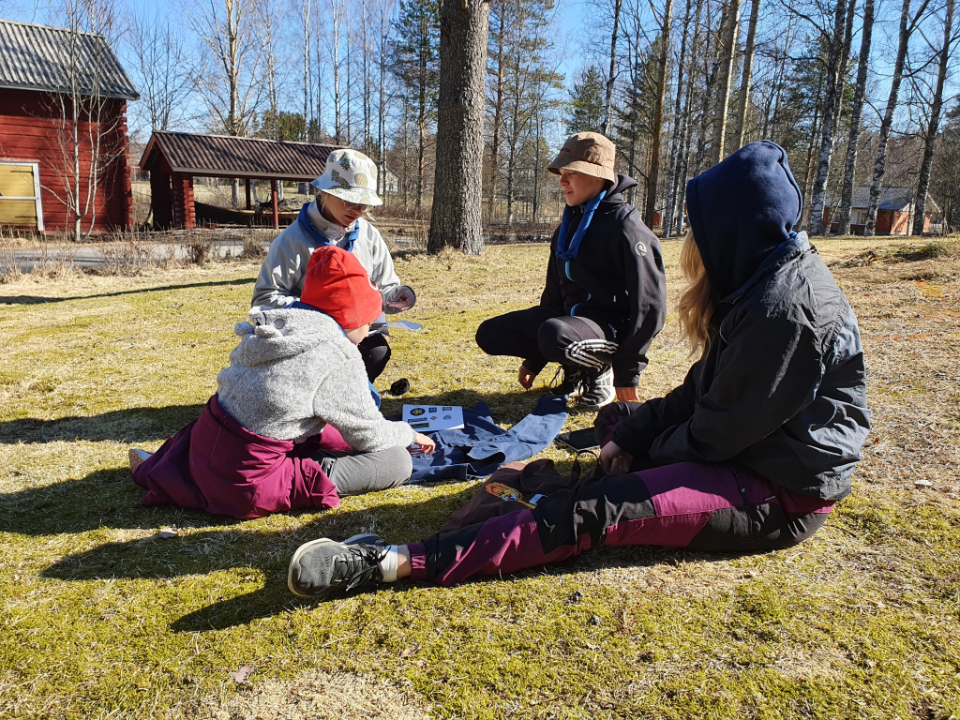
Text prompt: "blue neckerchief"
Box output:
[[555, 191, 606, 261], [287, 301, 381, 408], [297, 202, 361, 252]]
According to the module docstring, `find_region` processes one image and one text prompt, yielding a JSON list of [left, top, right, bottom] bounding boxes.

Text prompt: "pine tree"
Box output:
[[567, 66, 605, 134]]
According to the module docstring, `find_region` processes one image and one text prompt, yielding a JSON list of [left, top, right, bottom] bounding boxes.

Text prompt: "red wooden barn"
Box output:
[[0, 19, 139, 234]]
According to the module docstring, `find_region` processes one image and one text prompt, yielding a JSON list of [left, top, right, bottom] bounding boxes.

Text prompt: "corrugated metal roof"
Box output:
[[0, 19, 138, 100], [825, 186, 940, 213], [140, 131, 343, 181]]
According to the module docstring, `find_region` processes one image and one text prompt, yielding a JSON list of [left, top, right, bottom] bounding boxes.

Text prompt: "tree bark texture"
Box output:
[[865, 0, 931, 235], [732, 0, 760, 149], [663, 0, 694, 237], [708, 0, 741, 166], [913, 0, 954, 235], [836, 0, 874, 235], [600, 0, 623, 136], [808, 0, 850, 235], [428, 0, 491, 255], [644, 0, 673, 231]]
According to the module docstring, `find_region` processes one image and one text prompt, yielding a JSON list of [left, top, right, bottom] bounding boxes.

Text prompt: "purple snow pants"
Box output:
[[408, 461, 833, 586]]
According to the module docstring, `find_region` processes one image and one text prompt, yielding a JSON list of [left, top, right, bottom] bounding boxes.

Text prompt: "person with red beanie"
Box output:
[[129, 246, 435, 520]]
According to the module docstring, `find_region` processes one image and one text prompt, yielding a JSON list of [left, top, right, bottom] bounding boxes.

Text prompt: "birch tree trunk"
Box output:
[[600, 0, 623, 136], [428, 0, 491, 254], [732, 0, 760, 149], [708, 0, 741, 166], [645, 0, 673, 231], [808, 0, 850, 235], [663, 0, 694, 237], [865, 0, 932, 235], [913, 0, 954, 235], [836, 0, 874, 235]]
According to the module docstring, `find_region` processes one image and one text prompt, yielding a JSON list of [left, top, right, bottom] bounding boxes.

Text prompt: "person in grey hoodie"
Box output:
[[131, 246, 434, 519], [252, 149, 415, 381], [285, 141, 871, 600]]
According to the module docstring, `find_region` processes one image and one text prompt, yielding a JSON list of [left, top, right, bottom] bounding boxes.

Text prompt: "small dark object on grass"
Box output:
[[568, 590, 584, 604], [589, 615, 602, 626], [390, 378, 410, 396]]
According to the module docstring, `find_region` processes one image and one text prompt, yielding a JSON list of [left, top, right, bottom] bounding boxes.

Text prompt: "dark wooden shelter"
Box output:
[[139, 132, 341, 230], [0, 19, 138, 233]]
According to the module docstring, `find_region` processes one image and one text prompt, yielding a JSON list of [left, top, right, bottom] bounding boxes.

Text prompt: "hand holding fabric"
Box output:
[[411, 433, 436, 454], [385, 285, 417, 312]]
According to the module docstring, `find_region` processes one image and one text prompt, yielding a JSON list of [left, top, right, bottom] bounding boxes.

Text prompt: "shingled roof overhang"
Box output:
[[140, 131, 343, 182], [0, 19, 139, 100]]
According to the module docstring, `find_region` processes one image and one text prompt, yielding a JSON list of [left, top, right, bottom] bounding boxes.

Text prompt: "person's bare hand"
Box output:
[[412, 433, 436, 454], [615, 386, 640, 402], [599, 441, 633, 475], [518, 364, 536, 389]]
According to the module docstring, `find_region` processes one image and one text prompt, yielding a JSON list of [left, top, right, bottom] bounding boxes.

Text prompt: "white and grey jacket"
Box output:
[[252, 200, 413, 311], [216, 306, 417, 450]]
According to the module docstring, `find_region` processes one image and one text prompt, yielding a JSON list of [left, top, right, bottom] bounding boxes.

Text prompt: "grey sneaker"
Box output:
[[344, 533, 386, 547], [549, 366, 584, 397], [288, 538, 387, 599], [576, 367, 615, 408]]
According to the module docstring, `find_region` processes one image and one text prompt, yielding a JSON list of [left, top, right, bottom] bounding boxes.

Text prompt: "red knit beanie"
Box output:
[[300, 246, 382, 329]]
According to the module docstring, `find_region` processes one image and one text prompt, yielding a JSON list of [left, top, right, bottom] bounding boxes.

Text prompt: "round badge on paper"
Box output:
[[635, 241, 647, 257]]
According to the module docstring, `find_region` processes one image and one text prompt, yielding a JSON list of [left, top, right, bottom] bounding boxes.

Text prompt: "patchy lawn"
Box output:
[[0, 237, 958, 720]]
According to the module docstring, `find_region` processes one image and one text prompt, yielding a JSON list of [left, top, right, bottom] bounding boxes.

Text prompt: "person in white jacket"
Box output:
[[253, 148, 416, 381]]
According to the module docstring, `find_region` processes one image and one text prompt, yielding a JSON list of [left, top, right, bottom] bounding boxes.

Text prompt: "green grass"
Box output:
[[1, 238, 959, 719]]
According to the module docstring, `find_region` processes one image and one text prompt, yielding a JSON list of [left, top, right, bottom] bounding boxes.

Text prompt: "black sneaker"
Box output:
[[344, 533, 386, 547], [288, 538, 386, 599], [549, 366, 584, 397], [576, 367, 615, 408]]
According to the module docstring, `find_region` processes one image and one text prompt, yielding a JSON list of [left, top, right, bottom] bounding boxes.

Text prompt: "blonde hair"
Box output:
[[677, 230, 716, 355]]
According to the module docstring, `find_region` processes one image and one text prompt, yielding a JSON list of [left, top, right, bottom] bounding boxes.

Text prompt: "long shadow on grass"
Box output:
[[0, 465, 243, 536], [40, 490, 476, 631], [0, 404, 204, 444], [0, 277, 252, 306]]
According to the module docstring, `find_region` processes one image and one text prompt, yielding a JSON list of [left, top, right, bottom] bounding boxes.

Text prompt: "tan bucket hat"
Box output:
[[548, 132, 617, 183]]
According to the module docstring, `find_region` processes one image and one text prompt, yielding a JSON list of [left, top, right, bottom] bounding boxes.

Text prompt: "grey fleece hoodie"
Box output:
[[216, 306, 417, 450]]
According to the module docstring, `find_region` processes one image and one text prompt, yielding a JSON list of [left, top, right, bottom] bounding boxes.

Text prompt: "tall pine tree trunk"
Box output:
[[663, 0, 693, 237], [429, 0, 491, 254], [913, 0, 954, 235], [837, 0, 874, 235], [487, 1, 505, 223]]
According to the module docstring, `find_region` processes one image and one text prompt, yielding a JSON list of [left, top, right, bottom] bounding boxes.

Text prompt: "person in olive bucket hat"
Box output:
[[253, 148, 416, 383], [476, 132, 666, 407]]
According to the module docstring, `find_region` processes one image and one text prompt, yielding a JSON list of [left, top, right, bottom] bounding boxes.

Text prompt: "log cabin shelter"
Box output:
[[0, 19, 138, 233], [139, 131, 343, 230]]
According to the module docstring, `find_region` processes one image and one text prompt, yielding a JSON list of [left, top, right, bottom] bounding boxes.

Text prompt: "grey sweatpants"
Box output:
[[312, 445, 413, 495]]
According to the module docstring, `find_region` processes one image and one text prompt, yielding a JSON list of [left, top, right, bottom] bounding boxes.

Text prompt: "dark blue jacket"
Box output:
[[538, 174, 667, 388], [612, 141, 870, 500]]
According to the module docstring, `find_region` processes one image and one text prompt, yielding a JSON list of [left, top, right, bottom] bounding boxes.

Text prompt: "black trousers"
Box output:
[[358, 333, 391, 382], [475, 306, 617, 376]]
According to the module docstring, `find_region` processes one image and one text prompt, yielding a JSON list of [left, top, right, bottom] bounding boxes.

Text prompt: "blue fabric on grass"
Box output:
[[404, 395, 568, 484]]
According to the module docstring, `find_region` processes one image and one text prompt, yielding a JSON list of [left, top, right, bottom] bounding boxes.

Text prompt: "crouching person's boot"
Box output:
[[576, 366, 615, 408]]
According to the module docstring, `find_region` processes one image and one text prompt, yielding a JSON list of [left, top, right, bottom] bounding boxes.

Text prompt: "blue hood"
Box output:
[[686, 141, 803, 299]]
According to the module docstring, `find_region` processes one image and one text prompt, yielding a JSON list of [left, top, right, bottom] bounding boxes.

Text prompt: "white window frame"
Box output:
[[0, 161, 44, 231]]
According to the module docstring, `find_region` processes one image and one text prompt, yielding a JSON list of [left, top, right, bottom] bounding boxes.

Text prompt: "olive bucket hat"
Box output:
[[310, 149, 384, 207], [547, 132, 617, 184]]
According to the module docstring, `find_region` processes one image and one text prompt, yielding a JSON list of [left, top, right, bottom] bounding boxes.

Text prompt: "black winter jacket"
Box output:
[[612, 142, 870, 500], [537, 174, 667, 388]]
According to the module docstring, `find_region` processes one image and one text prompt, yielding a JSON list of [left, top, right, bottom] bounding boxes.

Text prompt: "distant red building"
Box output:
[[823, 186, 940, 236], [0, 19, 138, 234]]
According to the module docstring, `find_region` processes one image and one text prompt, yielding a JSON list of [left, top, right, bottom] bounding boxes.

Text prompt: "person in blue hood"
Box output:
[[475, 132, 667, 408], [285, 141, 872, 600]]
